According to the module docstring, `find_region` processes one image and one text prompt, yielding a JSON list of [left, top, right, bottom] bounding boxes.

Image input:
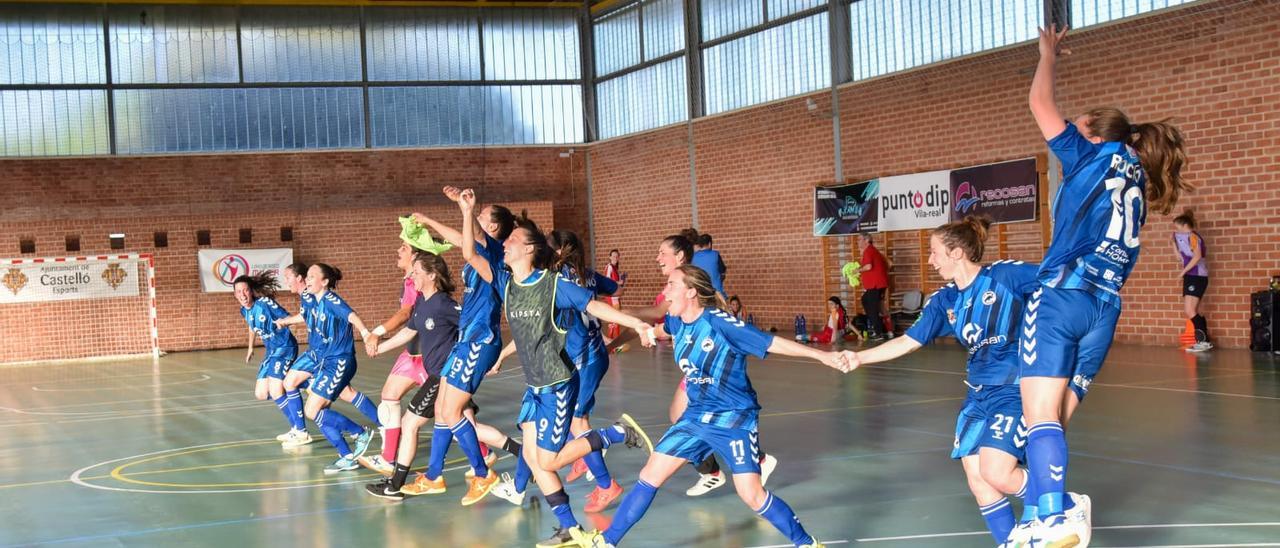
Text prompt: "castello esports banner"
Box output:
[[813, 179, 879, 236]]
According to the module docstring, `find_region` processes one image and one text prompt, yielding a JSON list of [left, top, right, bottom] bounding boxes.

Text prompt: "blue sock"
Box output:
[[326, 407, 363, 436], [514, 452, 533, 493], [577, 432, 612, 489], [315, 409, 352, 457], [284, 390, 306, 431], [1017, 469, 1039, 523], [546, 490, 579, 529], [351, 392, 381, 427], [755, 491, 814, 546], [1027, 421, 1068, 518], [597, 424, 626, 448], [273, 395, 294, 430], [603, 479, 658, 545], [980, 498, 1015, 543], [450, 418, 488, 478], [426, 422, 453, 480]]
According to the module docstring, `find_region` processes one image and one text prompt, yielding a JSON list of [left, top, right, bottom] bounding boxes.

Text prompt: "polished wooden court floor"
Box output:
[[2, 340, 1278, 547]]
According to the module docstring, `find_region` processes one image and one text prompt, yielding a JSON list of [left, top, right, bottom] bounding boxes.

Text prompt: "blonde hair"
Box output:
[[932, 215, 992, 262]]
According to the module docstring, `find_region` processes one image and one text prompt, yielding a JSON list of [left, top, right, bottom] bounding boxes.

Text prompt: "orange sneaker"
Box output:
[[399, 473, 446, 496], [461, 471, 499, 506], [465, 449, 499, 479], [565, 458, 589, 483], [583, 481, 623, 513]]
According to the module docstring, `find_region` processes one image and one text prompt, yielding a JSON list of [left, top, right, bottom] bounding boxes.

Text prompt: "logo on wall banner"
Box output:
[[813, 179, 879, 235], [877, 170, 951, 232], [949, 158, 1038, 224], [197, 248, 294, 293], [0, 260, 141, 304]]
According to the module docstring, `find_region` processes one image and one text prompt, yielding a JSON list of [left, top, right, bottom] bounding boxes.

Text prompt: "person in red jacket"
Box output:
[[858, 234, 889, 340]]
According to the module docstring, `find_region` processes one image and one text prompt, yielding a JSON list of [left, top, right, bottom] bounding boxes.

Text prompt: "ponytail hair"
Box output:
[[1172, 208, 1198, 230], [549, 229, 588, 285], [1084, 107, 1191, 215], [233, 272, 279, 299], [674, 265, 728, 310], [285, 262, 308, 279], [661, 234, 694, 266], [932, 215, 992, 262], [312, 263, 343, 290], [513, 211, 556, 270]]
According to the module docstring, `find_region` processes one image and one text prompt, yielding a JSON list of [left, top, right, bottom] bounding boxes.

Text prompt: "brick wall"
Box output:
[[589, 0, 1280, 349], [1, 147, 569, 362]]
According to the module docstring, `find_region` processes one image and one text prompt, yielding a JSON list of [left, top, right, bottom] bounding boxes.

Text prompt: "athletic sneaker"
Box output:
[[275, 429, 294, 442], [799, 543, 826, 548], [616, 413, 653, 453], [323, 454, 360, 474], [491, 472, 525, 506], [536, 526, 585, 547], [759, 453, 778, 486], [566, 458, 589, 483], [568, 528, 614, 548], [685, 472, 725, 496], [1005, 521, 1036, 547], [351, 428, 375, 460], [461, 471, 499, 506], [357, 454, 394, 477], [465, 450, 499, 479], [280, 429, 313, 449], [1033, 514, 1081, 548], [400, 473, 446, 495], [583, 481, 623, 513], [1065, 492, 1093, 547], [1186, 341, 1213, 353], [364, 478, 404, 501]]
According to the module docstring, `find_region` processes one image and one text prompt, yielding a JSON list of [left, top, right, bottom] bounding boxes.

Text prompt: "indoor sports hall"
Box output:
[[2, 1, 1277, 547]]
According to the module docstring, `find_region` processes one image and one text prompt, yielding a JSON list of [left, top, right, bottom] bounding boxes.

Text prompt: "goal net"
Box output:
[[0, 254, 157, 364]]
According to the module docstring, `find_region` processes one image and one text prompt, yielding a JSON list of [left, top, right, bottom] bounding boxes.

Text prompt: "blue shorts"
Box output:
[[309, 354, 357, 402], [516, 377, 578, 452], [951, 384, 1026, 462], [290, 350, 322, 376], [256, 346, 297, 381], [573, 348, 610, 418], [655, 419, 761, 475], [1019, 286, 1120, 401], [443, 341, 502, 395]]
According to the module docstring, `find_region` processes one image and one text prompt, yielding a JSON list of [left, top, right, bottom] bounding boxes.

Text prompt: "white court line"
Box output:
[[748, 541, 848, 548], [1107, 544, 1280, 548], [13, 390, 249, 411], [855, 522, 1280, 542], [31, 374, 212, 392]]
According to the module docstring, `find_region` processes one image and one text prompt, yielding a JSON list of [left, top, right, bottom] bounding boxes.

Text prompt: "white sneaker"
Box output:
[[1004, 521, 1035, 547], [1185, 341, 1213, 353], [275, 430, 294, 442], [357, 453, 395, 477], [1034, 514, 1081, 548], [491, 473, 525, 506], [759, 453, 778, 486], [685, 472, 725, 497], [1065, 492, 1092, 547], [281, 429, 313, 449]]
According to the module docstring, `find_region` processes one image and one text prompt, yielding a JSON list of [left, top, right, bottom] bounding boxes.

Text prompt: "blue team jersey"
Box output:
[[1040, 123, 1148, 307], [459, 234, 506, 346], [241, 297, 298, 351], [906, 261, 1040, 387], [692, 249, 727, 296], [664, 309, 773, 431], [410, 291, 461, 377], [306, 290, 356, 359], [557, 265, 619, 360], [298, 292, 324, 352]]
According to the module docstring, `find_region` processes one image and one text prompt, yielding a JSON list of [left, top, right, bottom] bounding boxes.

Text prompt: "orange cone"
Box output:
[[1179, 319, 1197, 349]]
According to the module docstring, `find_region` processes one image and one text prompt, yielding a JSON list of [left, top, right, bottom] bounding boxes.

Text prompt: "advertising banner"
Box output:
[[198, 248, 294, 293], [950, 158, 1039, 224], [0, 258, 142, 303], [877, 169, 951, 232], [814, 179, 879, 235]]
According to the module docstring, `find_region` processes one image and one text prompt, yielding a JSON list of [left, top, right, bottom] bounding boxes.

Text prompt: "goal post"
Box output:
[[0, 254, 158, 364]]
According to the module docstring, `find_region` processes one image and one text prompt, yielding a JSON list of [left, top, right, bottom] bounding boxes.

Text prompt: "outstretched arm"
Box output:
[[853, 335, 921, 366], [586, 301, 655, 347], [766, 337, 857, 373], [1029, 24, 1070, 140], [374, 327, 418, 358], [275, 313, 304, 328]]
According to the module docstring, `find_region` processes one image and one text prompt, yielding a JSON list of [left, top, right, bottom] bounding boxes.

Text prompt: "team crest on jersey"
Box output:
[[981, 291, 997, 306], [946, 309, 956, 324], [258, 315, 267, 324], [700, 338, 715, 352], [425, 318, 435, 330]]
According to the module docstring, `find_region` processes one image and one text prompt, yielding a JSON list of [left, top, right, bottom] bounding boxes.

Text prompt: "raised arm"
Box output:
[[458, 189, 494, 283], [411, 212, 463, 248], [1030, 24, 1070, 140]]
